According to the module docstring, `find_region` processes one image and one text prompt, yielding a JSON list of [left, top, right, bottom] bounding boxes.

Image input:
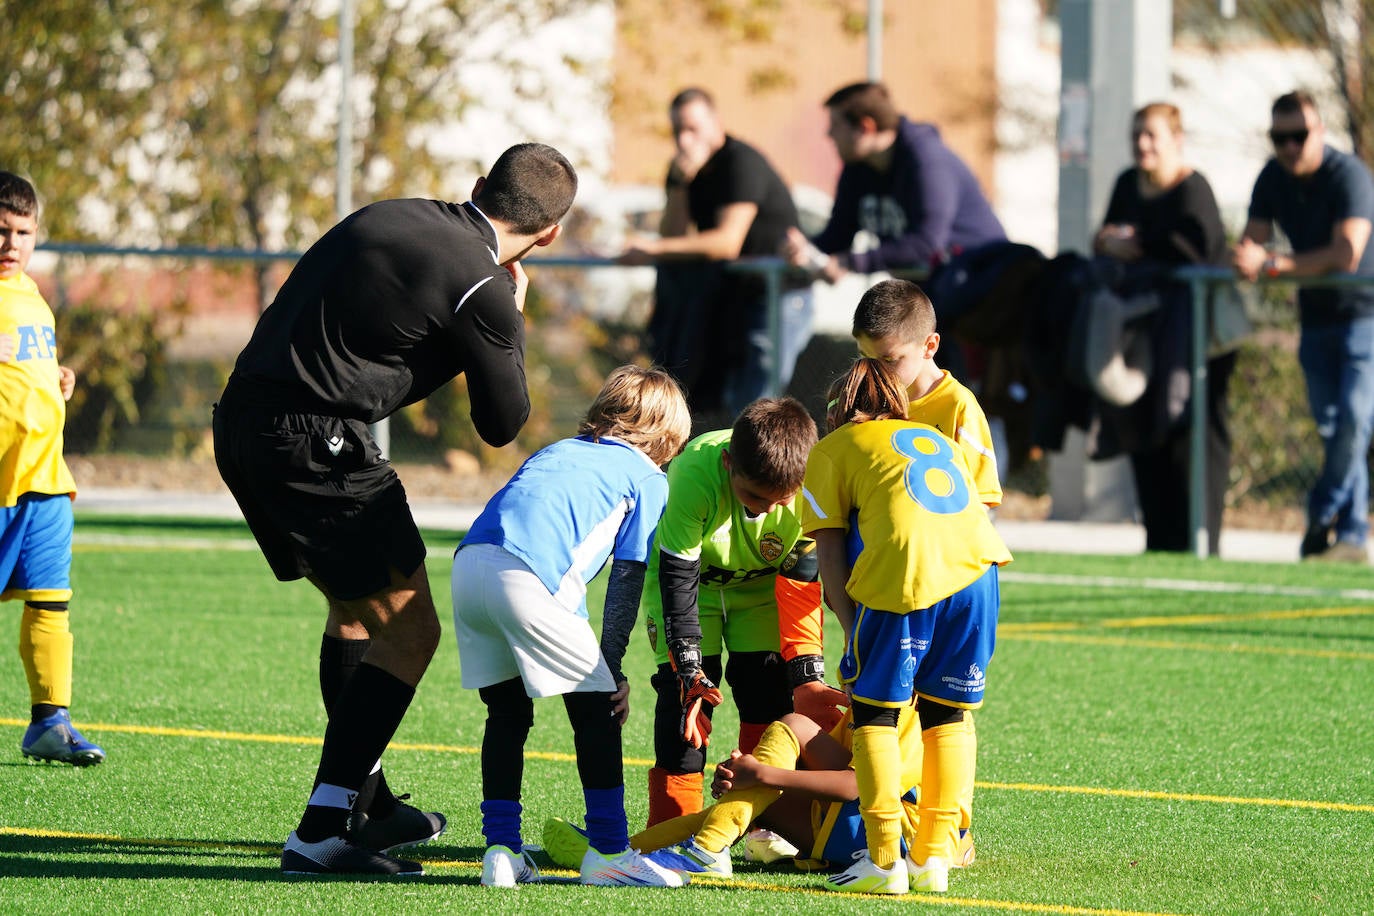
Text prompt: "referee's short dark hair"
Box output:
[[0, 172, 39, 219], [476, 143, 578, 235]]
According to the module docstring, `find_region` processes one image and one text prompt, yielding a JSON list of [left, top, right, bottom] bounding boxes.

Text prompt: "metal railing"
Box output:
[[39, 240, 1359, 560]]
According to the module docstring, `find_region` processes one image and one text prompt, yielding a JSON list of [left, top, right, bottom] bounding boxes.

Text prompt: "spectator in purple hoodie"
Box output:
[[783, 81, 1006, 283]]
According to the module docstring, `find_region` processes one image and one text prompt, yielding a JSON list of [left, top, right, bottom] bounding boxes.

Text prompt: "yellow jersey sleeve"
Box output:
[[908, 372, 1002, 508]]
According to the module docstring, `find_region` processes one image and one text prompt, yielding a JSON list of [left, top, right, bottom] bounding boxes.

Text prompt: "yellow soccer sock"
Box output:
[[914, 719, 975, 865], [853, 724, 904, 869], [960, 712, 977, 833], [631, 810, 707, 853], [19, 605, 73, 708], [694, 721, 801, 853]]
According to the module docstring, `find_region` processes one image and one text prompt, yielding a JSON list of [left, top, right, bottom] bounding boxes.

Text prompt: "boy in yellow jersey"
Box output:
[[853, 278, 1001, 508], [801, 358, 1011, 894], [852, 277, 998, 863], [0, 172, 103, 765]]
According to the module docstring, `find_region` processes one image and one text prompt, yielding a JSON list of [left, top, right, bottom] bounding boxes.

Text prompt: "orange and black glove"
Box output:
[[669, 639, 723, 749]]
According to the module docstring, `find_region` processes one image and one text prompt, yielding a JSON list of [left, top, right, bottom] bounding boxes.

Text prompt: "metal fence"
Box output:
[[31, 242, 1353, 556]]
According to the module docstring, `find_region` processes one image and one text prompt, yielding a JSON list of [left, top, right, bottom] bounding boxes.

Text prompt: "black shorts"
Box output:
[[212, 393, 426, 601]]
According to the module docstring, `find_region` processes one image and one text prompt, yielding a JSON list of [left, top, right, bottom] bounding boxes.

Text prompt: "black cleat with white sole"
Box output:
[[349, 799, 446, 853], [281, 831, 423, 876]]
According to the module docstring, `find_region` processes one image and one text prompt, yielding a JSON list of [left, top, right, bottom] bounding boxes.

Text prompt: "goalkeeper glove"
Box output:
[[669, 639, 723, 749]]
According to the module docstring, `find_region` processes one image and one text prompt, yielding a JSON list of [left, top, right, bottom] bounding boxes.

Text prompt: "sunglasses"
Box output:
[[1269, 128, 1310, 148]]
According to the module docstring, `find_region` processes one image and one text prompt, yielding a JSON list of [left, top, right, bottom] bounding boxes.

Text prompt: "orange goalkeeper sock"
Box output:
[[647, 767, 704, 827]]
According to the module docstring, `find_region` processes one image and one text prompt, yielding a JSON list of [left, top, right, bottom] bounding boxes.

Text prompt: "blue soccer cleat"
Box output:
[[646, 836, 733, 878], [21, 709, 105, 766]]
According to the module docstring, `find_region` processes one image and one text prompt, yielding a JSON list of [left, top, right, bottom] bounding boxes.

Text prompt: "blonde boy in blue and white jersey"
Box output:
[[0, 171, 103, 766], [453, 366, 693, 888], [800, 358, 1010, 895]]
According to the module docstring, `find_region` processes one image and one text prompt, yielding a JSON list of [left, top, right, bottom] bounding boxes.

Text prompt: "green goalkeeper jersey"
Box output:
[[642, 429, 813, 664]]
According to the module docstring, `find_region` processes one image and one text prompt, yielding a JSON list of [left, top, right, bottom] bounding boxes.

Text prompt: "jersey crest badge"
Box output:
[[759, 532, 785, 564]]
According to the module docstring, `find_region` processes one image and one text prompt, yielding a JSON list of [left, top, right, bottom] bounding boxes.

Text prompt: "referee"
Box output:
[[213, 142, 577, 876]]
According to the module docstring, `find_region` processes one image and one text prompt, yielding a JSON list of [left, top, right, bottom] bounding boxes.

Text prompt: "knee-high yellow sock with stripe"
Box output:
[[692, 721, 800, 853], [913, 717, 976, 866], [19, 605, 73, 708], [631, 810, 707, 852], [960, 712, 977, 832], [853, 724, 904, 869]]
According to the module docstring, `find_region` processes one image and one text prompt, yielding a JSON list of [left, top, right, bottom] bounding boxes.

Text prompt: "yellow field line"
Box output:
[[0, 826, 1192, 916], [7, 717, 1368, 814], [978, 781, 1374, 813], [1000, 604, 1374, 635], [1002, 630, 1374, 661]]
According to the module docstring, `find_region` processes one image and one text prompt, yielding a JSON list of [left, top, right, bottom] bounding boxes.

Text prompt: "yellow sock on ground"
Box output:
[[19, 605, 73, 708], [914, 718, 976, 865], [631, 810, 707, 853], [853, 724, 904, 869], [694, 721, 801, 853]]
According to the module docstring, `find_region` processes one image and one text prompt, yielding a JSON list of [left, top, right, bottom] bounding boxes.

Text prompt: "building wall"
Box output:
[[610, 0, 1000, 201]]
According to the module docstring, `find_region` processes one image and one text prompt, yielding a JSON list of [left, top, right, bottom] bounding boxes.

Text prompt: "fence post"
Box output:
[[1188, 272, 1209, 558], [766, 260, 783, 397]]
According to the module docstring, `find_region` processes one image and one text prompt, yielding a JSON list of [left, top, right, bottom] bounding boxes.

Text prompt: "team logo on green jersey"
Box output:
[[759, 533, 785, 564]]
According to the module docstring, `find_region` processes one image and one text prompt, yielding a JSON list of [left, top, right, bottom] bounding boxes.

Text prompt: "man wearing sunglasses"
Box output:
[[1233, 90, 1374, 563]]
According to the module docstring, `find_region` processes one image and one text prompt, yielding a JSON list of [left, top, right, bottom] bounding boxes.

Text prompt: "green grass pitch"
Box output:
[[0, 514, 1371, 914]]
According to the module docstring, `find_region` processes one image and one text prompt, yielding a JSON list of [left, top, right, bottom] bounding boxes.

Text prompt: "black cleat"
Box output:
[[281, 831, 422, 875], [349, 798, 446, 854]]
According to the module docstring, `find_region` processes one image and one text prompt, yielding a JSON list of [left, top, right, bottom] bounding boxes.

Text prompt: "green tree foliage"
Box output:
[[2, 0, 602, 253]]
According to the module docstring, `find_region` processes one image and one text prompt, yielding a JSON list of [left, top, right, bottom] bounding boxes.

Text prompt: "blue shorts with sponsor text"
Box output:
[[838, 564, 998, 709]]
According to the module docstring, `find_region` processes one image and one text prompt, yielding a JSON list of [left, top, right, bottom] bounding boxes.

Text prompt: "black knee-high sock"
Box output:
[[319, 635, 396, 818], [479, 678, 534, 802], [564, 691, 622, 790], [297, 662, 415, 842]]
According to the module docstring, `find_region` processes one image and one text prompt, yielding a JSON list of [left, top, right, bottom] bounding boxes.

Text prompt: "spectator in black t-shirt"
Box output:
[[621, 87, 812, 420], [1093, 102, 1234, 555], [1233, 90, 1374, 563], [213, 142, 578, 876]]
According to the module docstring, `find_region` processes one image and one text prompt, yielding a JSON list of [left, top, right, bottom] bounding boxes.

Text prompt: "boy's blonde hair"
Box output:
[[851, 278, 936, 343], [579, 365, 691, 466], [825, 358, 911, 433], [729, 397, 818, 492]]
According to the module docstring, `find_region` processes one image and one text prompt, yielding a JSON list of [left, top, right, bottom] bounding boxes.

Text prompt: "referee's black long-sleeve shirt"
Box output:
[[228, 198, 529, 446]]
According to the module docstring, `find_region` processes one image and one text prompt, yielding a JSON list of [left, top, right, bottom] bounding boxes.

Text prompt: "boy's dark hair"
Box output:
[[729, 397, 818, 493], [0, 172, 39, 219], [474, 142, 578, 235], [824, 81, 901, 132], [1272, 90, 1320, 122], [852, 278, 935, 342]]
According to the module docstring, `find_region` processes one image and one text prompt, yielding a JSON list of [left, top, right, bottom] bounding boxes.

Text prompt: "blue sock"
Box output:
[[583, 786, 629, 855], [480, 798, 522, 851]]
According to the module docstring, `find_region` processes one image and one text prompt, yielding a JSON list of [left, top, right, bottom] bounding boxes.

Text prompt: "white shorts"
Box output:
[[451, 543, 616, 697]]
